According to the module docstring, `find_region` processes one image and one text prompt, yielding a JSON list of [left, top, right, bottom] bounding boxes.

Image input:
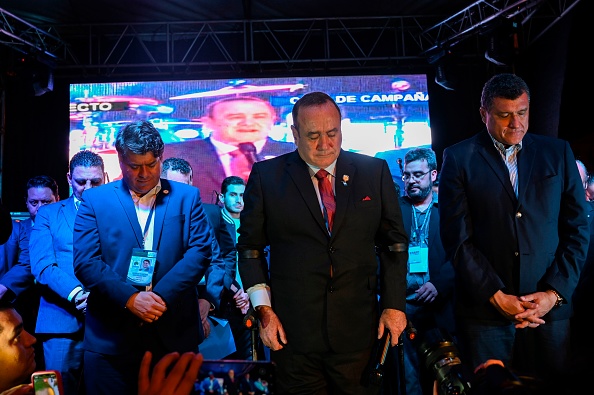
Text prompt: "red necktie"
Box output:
[[315, 169, 335, 232], [230, 143, 257, 182]]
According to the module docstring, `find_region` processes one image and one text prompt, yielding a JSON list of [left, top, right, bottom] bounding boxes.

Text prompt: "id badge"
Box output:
[[126, 248, 157, 287], [408, 246, 429, 273]]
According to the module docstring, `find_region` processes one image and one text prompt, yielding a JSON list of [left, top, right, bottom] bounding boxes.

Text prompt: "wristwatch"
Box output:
[[549, 289, 564, 307]]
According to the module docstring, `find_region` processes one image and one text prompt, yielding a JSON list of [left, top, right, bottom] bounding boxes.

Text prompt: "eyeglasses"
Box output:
[[402, 170, 431, 182]]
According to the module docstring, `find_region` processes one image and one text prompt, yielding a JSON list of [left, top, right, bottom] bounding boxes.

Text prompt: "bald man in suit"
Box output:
[[237, 92, 409, 394]]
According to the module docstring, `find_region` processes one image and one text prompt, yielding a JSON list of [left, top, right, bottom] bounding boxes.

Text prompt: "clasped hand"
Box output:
[[490, 290, 555, 328], [126, 291, 167, 323]]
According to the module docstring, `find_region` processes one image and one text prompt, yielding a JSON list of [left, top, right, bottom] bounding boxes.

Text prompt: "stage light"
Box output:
[[484, 21, 520, 67], [435, 62, 456, 91]]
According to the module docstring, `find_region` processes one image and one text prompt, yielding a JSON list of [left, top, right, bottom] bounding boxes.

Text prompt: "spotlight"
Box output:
[[435, 62, 456, 91], [484, 21, 520, 67]]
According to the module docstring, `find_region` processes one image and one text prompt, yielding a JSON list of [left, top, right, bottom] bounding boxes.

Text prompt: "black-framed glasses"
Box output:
[[402, 170, 431, 182]]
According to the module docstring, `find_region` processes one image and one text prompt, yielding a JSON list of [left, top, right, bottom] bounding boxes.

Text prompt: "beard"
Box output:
[[406, 183, 432, 203]]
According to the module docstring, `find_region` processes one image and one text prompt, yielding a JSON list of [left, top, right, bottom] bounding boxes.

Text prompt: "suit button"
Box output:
[[515, 252, 519, 256], [329, 247, 336, 253], [329, 285, 335, 293], [516, 212, 522, 218]]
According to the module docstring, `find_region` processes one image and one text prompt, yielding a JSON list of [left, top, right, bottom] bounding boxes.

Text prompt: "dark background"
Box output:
[[0, 0, 589, 212]]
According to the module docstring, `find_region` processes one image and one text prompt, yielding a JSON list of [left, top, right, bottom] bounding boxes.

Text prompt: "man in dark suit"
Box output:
[[0, 175, 60, 371], [237, 91, 409, 394], [29, 150, 106, 394], [163, 96, 295, 204], [439, 73, 590, 380], [204, 176, 255, 360], [73, 120, 214, 395]]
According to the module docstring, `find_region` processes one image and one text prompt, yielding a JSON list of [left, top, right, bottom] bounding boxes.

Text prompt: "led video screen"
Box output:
[[70, 74, 431, 202]]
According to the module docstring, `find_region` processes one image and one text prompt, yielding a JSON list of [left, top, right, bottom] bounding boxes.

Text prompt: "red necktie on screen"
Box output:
[[315, 169, 335, 232], [230, 143, 258, 182]]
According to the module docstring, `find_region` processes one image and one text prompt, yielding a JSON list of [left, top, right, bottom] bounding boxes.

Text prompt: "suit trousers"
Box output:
[[42, 336, 85, 395], [271, 344, 372, 395]]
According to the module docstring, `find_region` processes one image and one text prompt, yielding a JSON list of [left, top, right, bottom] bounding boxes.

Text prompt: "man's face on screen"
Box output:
[[206, 99, 276, 145]]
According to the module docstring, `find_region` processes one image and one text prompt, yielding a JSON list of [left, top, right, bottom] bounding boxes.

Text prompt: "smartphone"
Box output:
[[31, 370, 64, 395]]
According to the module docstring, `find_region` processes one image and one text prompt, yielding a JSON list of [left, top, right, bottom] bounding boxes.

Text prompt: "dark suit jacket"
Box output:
[[237, 150, 409, 353], [73, 179, 213, 355], [163, 137, 295, 204], [399, 196, 455, 333], [439, 131, 590, 324], [30, 196, 86, 334], [203, 204, 237, 290]]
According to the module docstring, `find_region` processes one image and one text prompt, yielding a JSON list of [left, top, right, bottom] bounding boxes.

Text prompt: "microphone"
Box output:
[[238, 142, 259, 165]]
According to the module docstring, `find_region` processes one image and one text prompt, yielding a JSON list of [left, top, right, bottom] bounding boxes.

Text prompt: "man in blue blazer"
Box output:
[[163, 96, 295, 203], [30, 150, 106, 394], [439, 73, 590, 380], [237, 92, 409, 394], [73, 120, 214, 395]]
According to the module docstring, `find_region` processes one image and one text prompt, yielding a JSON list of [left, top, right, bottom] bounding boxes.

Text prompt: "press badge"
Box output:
[[126, 248, 157, 286], [408, 246, 429, 273]]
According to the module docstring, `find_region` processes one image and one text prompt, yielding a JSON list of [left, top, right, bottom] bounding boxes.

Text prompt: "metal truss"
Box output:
[[420, 0, 581, 62], [0, 7, 66, 64], [49, 15, 445, 79], [0, 0, 581, 79]]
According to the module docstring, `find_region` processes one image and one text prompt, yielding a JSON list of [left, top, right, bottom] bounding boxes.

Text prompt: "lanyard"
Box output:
[[412, 205, 431, 244], [142, 202, 156, 249]]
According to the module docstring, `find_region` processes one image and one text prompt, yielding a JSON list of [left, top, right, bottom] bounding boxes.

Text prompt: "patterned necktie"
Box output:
[[315, 169, 335, 232], [230, 143, 258, 182]]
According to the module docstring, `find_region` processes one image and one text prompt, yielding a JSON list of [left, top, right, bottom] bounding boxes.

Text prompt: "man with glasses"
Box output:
[[386, 147, 455, 395]]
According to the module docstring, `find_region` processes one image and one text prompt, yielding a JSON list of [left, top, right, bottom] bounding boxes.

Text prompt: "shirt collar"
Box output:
[[129, 181, 162, 203], [488, 132, 523, 154], [306, 160, 337, 178]]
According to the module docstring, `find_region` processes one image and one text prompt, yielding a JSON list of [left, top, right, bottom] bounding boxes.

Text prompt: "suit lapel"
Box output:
[[204, 138, 226, 194], [285, 152, 329, 235], [114, 181, 145, 248], [333, 152, 355, 237], [152, 179, 172, 249], [516, 134, 535, 205], [476, 132, 517, 203], [59, 196, 77, 232]]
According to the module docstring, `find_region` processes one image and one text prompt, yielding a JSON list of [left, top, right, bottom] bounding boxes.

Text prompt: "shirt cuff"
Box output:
[[246, 283, 271, 308], [68, 286, 83, 302]]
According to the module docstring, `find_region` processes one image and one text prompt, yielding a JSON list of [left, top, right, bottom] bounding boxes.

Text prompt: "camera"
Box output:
[[419, 328, 473, 395], [419, 328, 539, 395]]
